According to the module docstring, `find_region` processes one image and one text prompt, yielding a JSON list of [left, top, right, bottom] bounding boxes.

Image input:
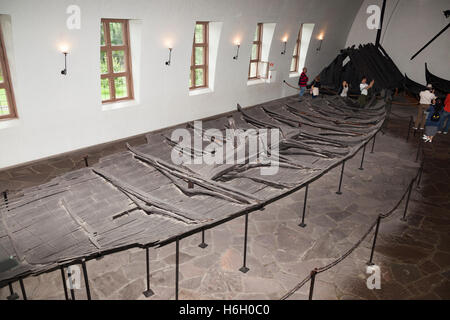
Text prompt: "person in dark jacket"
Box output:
[[298, 68, 309, 99], [423, 98, 443, 143]]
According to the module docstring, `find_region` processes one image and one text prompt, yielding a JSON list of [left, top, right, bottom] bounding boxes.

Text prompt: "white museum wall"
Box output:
[[0, 0, 362, 169], [346, 0, 450, 85]]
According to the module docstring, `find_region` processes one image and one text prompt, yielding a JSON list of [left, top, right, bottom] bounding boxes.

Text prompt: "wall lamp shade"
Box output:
[[61, 52, 68, 75], [233, 44, 240, 60], [165, 48, 172, 66], [317, 33, 324, 52]]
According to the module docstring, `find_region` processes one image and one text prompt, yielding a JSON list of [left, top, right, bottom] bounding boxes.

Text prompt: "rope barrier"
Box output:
[[283, 80, 300, 91], [280, 151, 424, 300]]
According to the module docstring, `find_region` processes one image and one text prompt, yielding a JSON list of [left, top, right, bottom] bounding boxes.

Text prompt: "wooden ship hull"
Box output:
[[0, 95, 386, 287]]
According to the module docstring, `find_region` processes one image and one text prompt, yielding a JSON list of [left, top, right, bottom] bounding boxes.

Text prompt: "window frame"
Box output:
[[100, 18, 134, 104], [290, 25, 303, 73], [248, 23, 263, 80], [0, 23, 17, 120], [190, 21, 209, 90]]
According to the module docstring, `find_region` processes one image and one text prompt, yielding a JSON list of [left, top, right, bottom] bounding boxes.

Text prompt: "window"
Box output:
[[289, 23, 315, 76], [100, 19, 133, 103], [190, 22, 209, 90], [290, 26, 302, 73], [248, 23, 263, 79], [0, 23, 16, 120]]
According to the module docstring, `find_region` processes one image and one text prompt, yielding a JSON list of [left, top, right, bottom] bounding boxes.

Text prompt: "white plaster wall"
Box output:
[[0, 0, 362, 169], [346, 0, 450, 85]]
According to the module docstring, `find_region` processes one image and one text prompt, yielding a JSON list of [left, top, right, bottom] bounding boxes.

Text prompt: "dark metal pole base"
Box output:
[[198, 243, 208, 249], [7, 293, 19, 300], [366, 262, 375, 267], [358, 167, 364, 171], [143, 289, 155, 298], [336, 191, 342, 195], [299, 223, 307, 228], [239, 266, 250, 274]]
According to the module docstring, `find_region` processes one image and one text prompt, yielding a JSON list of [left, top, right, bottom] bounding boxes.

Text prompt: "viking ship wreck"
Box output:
[[0, 95, 385, 287]]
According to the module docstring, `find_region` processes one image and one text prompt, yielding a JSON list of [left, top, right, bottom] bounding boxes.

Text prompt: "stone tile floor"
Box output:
[[0, 102, 449, 300]]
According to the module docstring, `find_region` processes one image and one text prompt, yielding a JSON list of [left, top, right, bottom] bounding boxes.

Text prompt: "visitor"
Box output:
[[311, 76, 321, 99], [358, 77, 375, 107], [416, 84, 436, 130], [423, 98, 443, 143], [438, 93, 450, 135], [340, 81, 349, 98], [298, 67, 309, 99]]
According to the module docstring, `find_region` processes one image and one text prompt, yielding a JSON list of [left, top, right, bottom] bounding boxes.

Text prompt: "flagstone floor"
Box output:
[[0, 100, 449, 300]]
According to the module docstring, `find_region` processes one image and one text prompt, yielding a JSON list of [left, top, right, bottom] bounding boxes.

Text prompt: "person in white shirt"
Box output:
[[416, 84, 437, 130], [340, 81, 349, 98], [358, 77, 375, 107]]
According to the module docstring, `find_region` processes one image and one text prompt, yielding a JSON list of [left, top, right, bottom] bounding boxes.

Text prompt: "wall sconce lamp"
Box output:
[[281, 37, 288, 55], [61, 52, 68, 75], [165, 48, 172, 66], [233, 41, 240, 60], [59, 44, 69, 75], [316, 33, 324, 52]]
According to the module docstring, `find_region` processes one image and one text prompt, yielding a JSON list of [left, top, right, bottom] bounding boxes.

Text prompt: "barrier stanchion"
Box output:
[[336, 162, 345, 195], [299, 185, 309, 228], [359, 144, 367, 171], [81, 260, 91, 300], [371, 134, 377, 154], [199, 229, 208, 249], [175, 238, 180, 300], [239, 214, 250, 273], [308, 269, 318, 300], [406, 117, 413, 142], [143, 247, 154, 297], [367, 216, 382, 266], [6, 282, 18, 300], [19, 279, 27, 300], [60, 266, 69, 300], [401, 180, 414, 222], [416, 138, 422, 163]]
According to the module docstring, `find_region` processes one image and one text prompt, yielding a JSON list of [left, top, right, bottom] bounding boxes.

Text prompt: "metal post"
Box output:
[[407, 117, 412, 142], [7, 282, 19, 300], [198, 229, 208, 249], [416, 138, 422, 163], [367, 216, 382, 266], [336, 162, 345, 195], [19, 279, 27, 300], [66, 266, 76, 300], [81, 260, 91, 300], [308, 269, 318, 300], [84, 156, 89, 167], [359, 144, 367, 171], [175, 238, 179, 300], [143, 247, 154, 297], [60, 266, 69, 300], [417, 160, 424, 188], [401, 181, 414, 222], [239, 214, 250, 273], [299, 185, 309, 228], [371, 134, 377, 154]]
